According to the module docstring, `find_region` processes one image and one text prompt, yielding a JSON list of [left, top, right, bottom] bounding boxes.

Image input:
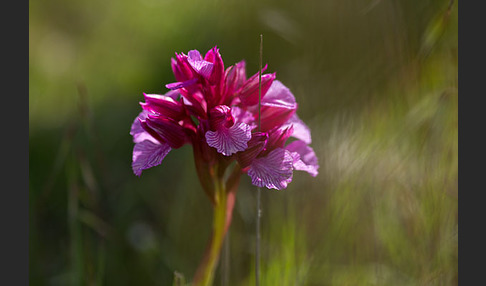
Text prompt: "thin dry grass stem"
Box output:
[[256, 33, 263, 286]]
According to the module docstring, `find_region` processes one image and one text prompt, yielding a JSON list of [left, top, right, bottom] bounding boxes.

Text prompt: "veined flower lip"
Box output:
[[205, 122, 252, 156], [205, 105, 252, 156], [247, 148, 294, 190], [130, 111, 173, 177], [132, 140, 171, 177]]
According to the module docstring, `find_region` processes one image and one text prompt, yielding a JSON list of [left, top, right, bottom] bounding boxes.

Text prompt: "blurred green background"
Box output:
[[29, 0, 457, 285]]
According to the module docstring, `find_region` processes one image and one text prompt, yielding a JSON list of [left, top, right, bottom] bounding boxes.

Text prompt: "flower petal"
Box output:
[[205, 122, 252, 156], [235, 61, 247, 89], [187, 50, 214, 79], [286, 140, 319, 177], [130, 111, 158, 144], [266, 125, 294, 151], [132, 140, 171, 176], [141, 93, 185, 120], [236, 132, 268, 168], [165, 78, 198, 90], [204, 47, 224, 84], [231, 106, 256, 129], [261, 80, 297, 108], [180, 92, 207, 119], [238, 71, 275, 106], [209, 105, 234, 130], [282, 113, 312, 144], [171, 53, 194, 83], [144, 115, 188, 148], [260, 80, 297, 131], [247, 148, 294, 190]]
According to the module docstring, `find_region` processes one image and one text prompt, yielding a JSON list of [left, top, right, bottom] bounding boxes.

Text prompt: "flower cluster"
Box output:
[[130, 46, 318, 190]]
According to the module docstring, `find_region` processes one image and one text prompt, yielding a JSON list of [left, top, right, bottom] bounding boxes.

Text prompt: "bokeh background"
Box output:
[[29, 0, 457, 285]]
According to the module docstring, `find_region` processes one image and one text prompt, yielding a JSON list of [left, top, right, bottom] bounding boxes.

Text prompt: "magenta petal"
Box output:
[[209, 105, 234, 129], [266, 125, 294, 150], [286, 140, 319, 177], [282, 114, 312, 144], [171, 53, 194, 82], [235, 61, 247, 88], [204, 47, 224, 84], [130, 111, 158, 144], [236, 132, 268, 168], [261, 80, 297, 109], [132, 140, 171, 176], [130, 111, 148, 137], [165, 89, 181, 100], [205, 122, 252, 156], [231, 106, 256, 129], [141, 93, 184, 120], [238, 72, 275, 106], [222, 65, 238, 104], [260, 80, 298, 131], [247, 148, 294, 190], [187, 50, 214, 79], [165, 78, 198, 90], [145, 116, 188, 149], [180, 93, 207, 119]]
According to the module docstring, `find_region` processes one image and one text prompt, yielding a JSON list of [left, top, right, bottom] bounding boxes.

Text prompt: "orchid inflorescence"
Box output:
[[130, 45, 318, 285], [130, 46, 318, 190]]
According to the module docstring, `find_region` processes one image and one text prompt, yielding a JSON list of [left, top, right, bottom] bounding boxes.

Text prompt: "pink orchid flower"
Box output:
[[130, 46, 318, 190]]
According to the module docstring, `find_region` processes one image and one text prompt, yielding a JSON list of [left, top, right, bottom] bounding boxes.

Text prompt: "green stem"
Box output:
[[192, 165, 240, 286]]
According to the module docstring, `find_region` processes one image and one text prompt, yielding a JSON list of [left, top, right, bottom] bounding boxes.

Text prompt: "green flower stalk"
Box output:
[[191, 143, 241, 286], [192, 166, 240, 285]]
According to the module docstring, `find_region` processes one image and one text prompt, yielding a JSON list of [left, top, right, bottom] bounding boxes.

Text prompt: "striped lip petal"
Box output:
[[286, 140, 319, 177], [205, 122, 252, 156], [187, 50, 214, 79], [247, 148, 294, 190], [132, 140, 171, 176]]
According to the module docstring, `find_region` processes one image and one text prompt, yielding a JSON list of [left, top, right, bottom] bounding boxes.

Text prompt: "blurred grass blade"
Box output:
[[173, 271, 186, 286]]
